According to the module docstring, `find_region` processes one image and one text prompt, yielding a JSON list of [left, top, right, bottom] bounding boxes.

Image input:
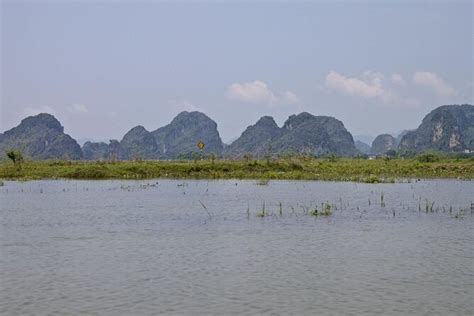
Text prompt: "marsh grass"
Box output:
[[0, 158, 473, 182]]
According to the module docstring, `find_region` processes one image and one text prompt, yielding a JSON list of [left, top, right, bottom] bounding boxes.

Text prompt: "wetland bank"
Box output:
[[1, 156, 473, 182], [1, 178, 473, 315]]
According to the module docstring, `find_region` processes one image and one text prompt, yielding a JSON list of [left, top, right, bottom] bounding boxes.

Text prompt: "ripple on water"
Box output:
[[0, 179, 473, 315]]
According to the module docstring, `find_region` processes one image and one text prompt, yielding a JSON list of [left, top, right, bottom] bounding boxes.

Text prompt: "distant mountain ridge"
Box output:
[[1, 104, 472, 160], [81, 111, 223, 160], [224, 112, 357, 158]]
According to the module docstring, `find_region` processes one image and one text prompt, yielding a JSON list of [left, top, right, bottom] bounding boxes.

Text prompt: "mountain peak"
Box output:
[[255, 116, 278, 128], [0, 112, 82, 159], [19, 113, 63, 133], [399, 104, 474, 152]]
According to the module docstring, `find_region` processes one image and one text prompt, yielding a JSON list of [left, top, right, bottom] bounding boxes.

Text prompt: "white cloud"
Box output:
[[325, 70, 421, 106], [227, 80, 278, 104], [226, 80, 298, 105], [67, 103, 88, 114], [168, 99, 203, 112], [325, 70, 387, 99], [391, 73, 405, 85], [413, 71, 456, 96], [283, 91, 299, 103], [181, 100, 202, 112], [21, 106, 56, 118]]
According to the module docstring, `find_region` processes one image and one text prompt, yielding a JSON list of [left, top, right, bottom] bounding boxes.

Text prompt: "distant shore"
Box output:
[[1, 157, 473, 182]]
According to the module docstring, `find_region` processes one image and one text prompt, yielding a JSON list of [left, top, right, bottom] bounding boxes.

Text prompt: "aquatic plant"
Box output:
[[198, 200, 212, 220], [309, 202, 332, 216], [425, 199, 435, 213], [256, 202, 267, 218]]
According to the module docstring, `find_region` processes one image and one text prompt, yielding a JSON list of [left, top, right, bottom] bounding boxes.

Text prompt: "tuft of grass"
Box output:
[[309, 202, 333, 216], [256, 179, 270, 185]]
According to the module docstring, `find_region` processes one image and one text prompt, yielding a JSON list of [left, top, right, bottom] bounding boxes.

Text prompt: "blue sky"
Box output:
[[1, 0, 472, 144]]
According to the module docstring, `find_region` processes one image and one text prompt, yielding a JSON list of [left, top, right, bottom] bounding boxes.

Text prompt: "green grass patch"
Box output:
[[0, 157, 473, 182]]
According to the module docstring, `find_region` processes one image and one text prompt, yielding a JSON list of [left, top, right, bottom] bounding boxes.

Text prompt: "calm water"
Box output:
[[0, 179, 473, 315]]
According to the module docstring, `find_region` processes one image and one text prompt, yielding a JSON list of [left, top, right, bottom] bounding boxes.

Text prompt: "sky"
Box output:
[[1, 0, 473, 144]]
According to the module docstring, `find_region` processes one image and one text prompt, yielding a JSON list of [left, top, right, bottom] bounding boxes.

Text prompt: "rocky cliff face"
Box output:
[[224, 116, 282, 158], [0, 113, 82, 160], [225, 112, 358, 158], [371, 134, 397, 155], [355, 141, 371, 154], [152, 111, 223, 158], [120, 126, 158, 159], [82, 141, 111, 160], [399, 104, 474, 152]]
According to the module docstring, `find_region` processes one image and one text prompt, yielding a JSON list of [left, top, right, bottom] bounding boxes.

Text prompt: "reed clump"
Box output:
[[309, 202, 333, 216]]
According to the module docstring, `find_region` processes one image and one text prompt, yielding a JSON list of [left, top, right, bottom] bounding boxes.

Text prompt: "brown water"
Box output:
[[1, 179, 473, 315]]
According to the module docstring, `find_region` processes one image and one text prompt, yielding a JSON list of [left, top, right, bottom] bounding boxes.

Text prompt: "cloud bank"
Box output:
[[325, 71, 392, 102], [413, 72, 456, 96], [226, 80, 298, 105]]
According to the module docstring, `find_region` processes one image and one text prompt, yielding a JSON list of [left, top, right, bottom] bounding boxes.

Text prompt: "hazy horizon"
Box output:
[[1, 1, 473, 143]]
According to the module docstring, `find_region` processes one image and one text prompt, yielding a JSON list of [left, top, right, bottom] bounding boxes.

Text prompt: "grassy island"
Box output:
[[1, 155, 473, 182]]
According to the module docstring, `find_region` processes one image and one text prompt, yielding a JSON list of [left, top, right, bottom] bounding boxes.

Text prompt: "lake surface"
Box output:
[[1, 179, 473, 315]]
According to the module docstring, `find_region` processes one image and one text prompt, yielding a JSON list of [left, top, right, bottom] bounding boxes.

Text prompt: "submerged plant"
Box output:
[[256, 202, 267, 218], [309, 202, 333, 216]]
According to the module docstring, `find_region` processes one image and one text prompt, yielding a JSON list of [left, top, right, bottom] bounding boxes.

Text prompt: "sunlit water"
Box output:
[[1, 179, 473, 315]]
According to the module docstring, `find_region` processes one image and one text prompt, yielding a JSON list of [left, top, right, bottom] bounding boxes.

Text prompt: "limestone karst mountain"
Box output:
[[371, 134, 397, 155], [0, 113, 82, 160], [399, 104, 474, 152], [2, 104, 473, 160], [151, 111, 224, 159], [225, 112, 358, 158]]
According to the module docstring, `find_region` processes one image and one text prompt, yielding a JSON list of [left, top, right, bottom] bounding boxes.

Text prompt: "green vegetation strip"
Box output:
[[0, 157, 473, 182]]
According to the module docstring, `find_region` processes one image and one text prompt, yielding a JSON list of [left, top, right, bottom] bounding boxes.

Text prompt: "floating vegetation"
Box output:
[[256, 179, 270, 186], [453, 208, 467, 219], [309, 202, 333, 217]]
